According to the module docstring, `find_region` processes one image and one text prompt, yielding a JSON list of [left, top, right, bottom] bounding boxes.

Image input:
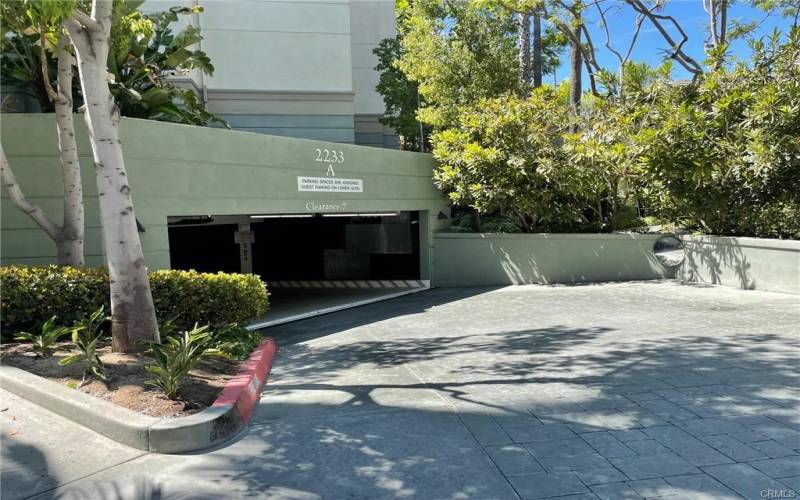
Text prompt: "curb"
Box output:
[[0, 338, 278, 454], [212, 337, 277, 425]]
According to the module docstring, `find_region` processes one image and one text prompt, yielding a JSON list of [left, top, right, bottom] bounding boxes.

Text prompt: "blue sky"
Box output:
[[550, 1, 796, 84]]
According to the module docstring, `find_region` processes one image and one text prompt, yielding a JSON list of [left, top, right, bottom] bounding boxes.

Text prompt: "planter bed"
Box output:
[[0, 338, 278, 452], [1, 341, 238, 418]]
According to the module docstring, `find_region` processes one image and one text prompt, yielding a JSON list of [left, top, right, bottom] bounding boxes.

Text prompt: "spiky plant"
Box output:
[[14, 316, 69, 357], [59, 306, 109, 381]]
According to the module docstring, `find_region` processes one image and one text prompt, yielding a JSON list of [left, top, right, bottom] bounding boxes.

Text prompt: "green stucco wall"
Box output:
[[678, 235, 800, 295], [432, 233, 672, 287], [1, 114, 448, 275]]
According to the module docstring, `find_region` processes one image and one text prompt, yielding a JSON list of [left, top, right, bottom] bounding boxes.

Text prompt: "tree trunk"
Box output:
[[1, 144, 61, 242], [55, 30, 84, 266], [65, 1, 160, 352], [570, 21, 583, 113], [518, 12, 531, 92], [1, 29, 86, 267], [532, 13, 543, 88], [470, 210, 482, 232]]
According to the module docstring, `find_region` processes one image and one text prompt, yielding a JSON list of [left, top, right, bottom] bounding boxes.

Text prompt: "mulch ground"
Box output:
[[0, 341, 240, 418]]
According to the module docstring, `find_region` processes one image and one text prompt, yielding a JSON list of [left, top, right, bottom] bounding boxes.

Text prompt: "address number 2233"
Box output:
[[315, 148, 344, 164]]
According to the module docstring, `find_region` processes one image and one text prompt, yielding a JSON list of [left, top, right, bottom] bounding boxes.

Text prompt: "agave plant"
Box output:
[[145, 324, 224, 399], [14, 316, 69, 357], [59, 306, 109, 381]]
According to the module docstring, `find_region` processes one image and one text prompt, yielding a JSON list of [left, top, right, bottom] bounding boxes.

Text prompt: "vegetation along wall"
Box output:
[[1, 114, 448, 276]]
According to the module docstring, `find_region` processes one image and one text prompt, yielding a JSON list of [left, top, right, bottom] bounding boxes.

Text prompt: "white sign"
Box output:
[[234, 231, 255, 244], [297, 176, 363, 193]]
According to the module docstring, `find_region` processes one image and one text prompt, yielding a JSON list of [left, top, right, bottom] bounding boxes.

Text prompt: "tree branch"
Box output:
[[1, 144, 62, 240], [72, 10, 102, 33], [624, 0, 704, 77], [543, 1, 602, 95], [38, 25, 60, 102]]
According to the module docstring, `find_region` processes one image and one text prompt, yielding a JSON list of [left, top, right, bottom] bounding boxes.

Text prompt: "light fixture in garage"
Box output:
[[250, 214, 314, 219], [322, 212, 398, 217]]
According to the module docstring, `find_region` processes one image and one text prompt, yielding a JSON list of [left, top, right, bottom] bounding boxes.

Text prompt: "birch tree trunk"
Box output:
[[65, 1, 160, 351], [54, 30, 84, 266], [1, 28, 85, 266], [569, 20, 583, 113]]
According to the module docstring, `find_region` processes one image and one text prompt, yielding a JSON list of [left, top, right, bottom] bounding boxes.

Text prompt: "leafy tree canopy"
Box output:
[[1, 0, 224, 127]]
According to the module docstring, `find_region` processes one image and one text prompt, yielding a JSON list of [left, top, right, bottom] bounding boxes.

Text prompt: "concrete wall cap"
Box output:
[[434, 232, 665, 241], [679, 234, 800, 252]]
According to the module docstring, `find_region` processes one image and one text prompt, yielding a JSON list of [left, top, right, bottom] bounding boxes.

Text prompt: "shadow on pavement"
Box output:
[[14, 284, 800, 499], [259, 287, 500, 346]]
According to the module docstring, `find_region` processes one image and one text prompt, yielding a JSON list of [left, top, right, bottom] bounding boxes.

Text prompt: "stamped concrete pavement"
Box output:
[[2, 281, 799, 499]]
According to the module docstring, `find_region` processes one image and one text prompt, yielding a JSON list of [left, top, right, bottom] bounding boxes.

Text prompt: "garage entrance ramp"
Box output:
[[248, 280, 429, 329]]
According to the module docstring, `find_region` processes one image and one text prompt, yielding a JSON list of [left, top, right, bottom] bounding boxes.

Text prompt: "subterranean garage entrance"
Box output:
[[167, 211, 427, 327]]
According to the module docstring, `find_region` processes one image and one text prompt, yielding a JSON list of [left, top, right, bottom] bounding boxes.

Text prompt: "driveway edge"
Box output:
[[0, 338, 278, 453]]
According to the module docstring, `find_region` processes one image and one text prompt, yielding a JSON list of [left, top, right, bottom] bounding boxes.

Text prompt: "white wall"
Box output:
[[199, 0, 353, 92], [141, 0, 395, 144], [349, 0, 394, 115]]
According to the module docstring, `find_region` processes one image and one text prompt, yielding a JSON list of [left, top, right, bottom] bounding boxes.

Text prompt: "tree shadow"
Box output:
[[488, 235, 672, 286], [680, 236, 755, 290], [44, 321, 800, 499], [21, 285, 800, 499], [1, 434, 57, 500]]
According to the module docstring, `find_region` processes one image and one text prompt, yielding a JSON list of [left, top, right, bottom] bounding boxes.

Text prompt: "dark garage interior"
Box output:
[[167, 211, 421, 282]]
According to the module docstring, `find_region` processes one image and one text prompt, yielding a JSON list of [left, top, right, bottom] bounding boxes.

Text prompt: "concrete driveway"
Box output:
[[3, 281, 799, 499]]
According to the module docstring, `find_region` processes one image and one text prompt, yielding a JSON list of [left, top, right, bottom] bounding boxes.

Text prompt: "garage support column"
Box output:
[[234, 223, 255, 274]]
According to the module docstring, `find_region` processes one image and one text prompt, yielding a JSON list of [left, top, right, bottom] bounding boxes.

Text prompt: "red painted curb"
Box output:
[[212, 338, 278, 425]]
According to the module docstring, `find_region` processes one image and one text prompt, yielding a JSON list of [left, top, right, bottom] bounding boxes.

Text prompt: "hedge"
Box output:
[[1, 265, 269, 335]]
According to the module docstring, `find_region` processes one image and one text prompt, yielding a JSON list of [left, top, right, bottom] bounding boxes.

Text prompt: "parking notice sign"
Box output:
[[297, 176, 363, 193]]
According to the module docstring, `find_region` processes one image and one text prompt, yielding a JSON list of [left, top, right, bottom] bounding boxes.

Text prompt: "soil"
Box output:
[[0, 341, 241, 418]]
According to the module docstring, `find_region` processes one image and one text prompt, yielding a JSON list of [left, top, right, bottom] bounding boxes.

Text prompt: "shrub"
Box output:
[[149, 269, 268, 331], [1, 266, 269, 336], [212, 323, 264, 361], [1, 266, 108, 337]]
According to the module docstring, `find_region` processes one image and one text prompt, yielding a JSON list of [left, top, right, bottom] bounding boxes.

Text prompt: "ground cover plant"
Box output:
[[13, 316, 70, 358], [1, 313, 262, 416], [145, 324, 225, 399], [59, 306, 109, 382]]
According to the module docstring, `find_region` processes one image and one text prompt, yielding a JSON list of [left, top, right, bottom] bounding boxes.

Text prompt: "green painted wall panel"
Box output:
[[432, 233, 671, 287], [678, 235, 800, 294], [1, 114, 447, 271]]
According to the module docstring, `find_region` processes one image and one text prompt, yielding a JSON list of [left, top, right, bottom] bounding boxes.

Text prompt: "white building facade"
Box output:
[[149, 0, 398, 147]]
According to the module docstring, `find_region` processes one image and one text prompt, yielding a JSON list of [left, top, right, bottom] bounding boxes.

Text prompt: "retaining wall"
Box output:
[[678, 235, 800, 295], [432, 233, 672, 287]]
